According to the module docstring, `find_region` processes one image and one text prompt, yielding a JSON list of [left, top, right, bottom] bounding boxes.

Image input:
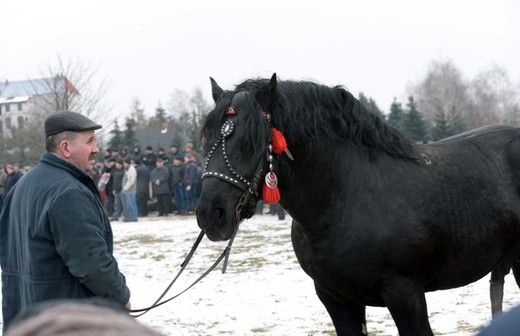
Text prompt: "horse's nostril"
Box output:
[[216, 207, 226, 224]]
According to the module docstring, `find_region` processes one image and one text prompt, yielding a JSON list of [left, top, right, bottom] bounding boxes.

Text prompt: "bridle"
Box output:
[[201, 116, 267, 223]]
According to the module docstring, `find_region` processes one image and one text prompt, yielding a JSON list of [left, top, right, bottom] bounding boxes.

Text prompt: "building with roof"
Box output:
[[0, 76, 78, 137]]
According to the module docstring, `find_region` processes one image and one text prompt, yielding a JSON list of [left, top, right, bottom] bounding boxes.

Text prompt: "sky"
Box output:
[[1, 0, 519, 119]]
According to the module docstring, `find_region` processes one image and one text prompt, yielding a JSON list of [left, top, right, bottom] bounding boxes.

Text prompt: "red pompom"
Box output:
[[262, 172, 281, 204], [271, 128, 287, 156]]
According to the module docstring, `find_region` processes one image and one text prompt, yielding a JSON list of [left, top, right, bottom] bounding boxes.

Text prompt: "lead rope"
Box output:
[[129, 229, 237, 317]]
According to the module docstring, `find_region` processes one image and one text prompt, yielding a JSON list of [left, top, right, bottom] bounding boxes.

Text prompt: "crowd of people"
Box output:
[[91, 142, 203, 221]]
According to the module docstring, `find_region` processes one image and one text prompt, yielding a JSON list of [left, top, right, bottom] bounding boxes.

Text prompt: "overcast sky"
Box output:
[[1, 0, 519, 118]]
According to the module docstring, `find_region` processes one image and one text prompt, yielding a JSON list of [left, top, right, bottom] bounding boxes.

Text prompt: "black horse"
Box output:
[[196, 74, 520, 335]]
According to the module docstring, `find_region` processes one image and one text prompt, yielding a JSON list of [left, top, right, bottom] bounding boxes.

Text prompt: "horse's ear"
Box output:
[[267, 73, 277, 112], [210, 77, 224, 103], [256, 73, 278, 113]]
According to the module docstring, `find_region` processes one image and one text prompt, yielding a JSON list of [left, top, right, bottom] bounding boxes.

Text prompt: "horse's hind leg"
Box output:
[[315, 284, 367, 335], [380, 276, 433, 336], [512, 259, 520, 288], [490, 263, 511, 317]]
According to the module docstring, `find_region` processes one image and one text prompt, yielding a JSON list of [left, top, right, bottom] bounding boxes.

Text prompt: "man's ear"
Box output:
[[58, 139, 72, 158]]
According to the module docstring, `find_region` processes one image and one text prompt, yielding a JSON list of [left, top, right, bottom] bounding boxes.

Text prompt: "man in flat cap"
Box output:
[[0, 111, 131, 332]]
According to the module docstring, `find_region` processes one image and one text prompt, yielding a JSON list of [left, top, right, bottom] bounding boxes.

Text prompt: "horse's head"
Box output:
[[196, 74, 280, 241]]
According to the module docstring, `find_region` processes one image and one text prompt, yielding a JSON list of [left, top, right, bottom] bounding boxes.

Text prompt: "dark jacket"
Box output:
[[142, 152, 158, 171], [112, 168, 125, 193], [150, 166, 170, 195], [169, 164, 185, 187], [183, 162, 199, 187], [135, 164, 151, 195], [5, 170, 23, 195], [0, 153, 130, 331], [102, 165, 115, 194]]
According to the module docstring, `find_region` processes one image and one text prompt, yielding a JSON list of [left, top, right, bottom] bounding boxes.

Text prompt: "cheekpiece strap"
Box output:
[[221, 119, 234, 138]]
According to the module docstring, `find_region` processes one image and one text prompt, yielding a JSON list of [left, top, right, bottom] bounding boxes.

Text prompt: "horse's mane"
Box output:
[[249, 79, 417, 160], [202, 78, 418, 162]]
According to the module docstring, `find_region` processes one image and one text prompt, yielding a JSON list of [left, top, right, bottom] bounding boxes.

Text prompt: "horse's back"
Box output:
[[429, 125, 517, 144]]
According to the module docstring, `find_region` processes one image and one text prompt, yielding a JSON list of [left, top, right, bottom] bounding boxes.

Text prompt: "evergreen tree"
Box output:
[[122, 117, 137, 149], [130, 97, 146, 128], [149, 103, 168, 128], [358, 92, 384, 119], [109, 119, 124, 151], [430, 112, 451, 140], [387, 98, 404, 130], [402, 96, 428, 142]]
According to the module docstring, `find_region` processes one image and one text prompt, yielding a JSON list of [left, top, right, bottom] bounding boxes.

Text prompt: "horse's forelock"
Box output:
[[202, 88, 269, 164]]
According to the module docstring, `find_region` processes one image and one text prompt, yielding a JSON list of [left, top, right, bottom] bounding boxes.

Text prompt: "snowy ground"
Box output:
[[2, 213, 520, 335]]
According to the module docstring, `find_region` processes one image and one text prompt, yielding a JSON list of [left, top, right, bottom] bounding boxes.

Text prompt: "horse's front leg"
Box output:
[[315, 283, 367, 335], [380, 276, 433, 336]]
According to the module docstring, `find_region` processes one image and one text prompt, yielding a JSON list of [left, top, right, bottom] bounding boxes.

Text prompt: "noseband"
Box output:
[[201, 118, 265, 222]]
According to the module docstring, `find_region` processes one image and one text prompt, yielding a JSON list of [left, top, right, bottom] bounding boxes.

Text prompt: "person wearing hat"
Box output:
[[131, 145, 144, 163], [157, 147, 169, 165], [110, 158, 126, 221], [150, 158, 170, 217], [168, 144, 184, 164], [0, 111, 131, 332], [142, 146, 157, 171], [170, 156, 187, 215]]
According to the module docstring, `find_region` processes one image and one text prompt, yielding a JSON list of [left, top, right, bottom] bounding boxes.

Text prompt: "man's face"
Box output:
[[68, 130, 99, 172]]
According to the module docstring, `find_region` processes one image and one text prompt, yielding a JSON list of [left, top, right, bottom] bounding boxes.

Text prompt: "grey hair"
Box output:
[[45, 131, 78, 153]]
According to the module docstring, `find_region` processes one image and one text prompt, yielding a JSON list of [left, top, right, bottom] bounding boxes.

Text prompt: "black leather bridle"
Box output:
[[201, 118, 266, 222]]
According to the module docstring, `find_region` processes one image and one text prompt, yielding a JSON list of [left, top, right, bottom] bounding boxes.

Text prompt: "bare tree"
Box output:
[[32, 55, 112, 121], [163, 87, 211, 147], [469, 64, 520, 127], [6, 55, 113, 164], [411, 59, 471, 138]]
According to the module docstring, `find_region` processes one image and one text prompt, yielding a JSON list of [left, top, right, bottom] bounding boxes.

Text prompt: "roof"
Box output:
[[134, 130, 176, 151], [0, 77, 78, 101]]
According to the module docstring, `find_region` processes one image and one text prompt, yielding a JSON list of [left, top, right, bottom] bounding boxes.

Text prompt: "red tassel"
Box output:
[[262, 172, 281, 204], [271, 128, 287, 156]]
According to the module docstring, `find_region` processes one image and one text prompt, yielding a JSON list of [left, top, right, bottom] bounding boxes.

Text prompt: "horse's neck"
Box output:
[[277, 144, 370, 222]]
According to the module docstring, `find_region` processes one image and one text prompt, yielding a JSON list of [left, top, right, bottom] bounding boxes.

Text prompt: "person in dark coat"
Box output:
[[142, 146, 157, 171], [0, 111, 131, 332], [131, 145, 144, 163], [183, 153, 199, 213], [4, 163, 24, 195], [168, 144, 184, 164], [110, 159, 125, 221], [135, 159, 150, 217], [150, 158, 170, 216], [157, 148, 169, 165], [170, 156, 186, 215]]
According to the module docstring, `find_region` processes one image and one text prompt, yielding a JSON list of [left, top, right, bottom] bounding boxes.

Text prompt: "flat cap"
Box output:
[[44, 111, 102, 137]]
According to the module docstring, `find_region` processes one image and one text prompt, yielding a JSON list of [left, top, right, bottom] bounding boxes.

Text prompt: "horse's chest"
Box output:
[[291, 223, 367, 281], [291, 224, 384, 305]]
